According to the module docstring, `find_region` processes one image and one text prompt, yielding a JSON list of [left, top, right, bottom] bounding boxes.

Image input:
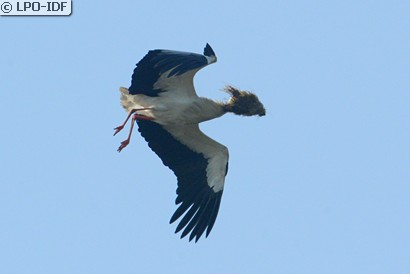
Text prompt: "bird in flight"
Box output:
[[114, 43, 266, 242]]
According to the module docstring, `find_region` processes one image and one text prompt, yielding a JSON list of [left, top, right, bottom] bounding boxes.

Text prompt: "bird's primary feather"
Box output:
[[137, 120, 225, 242], [129, 43, 216, 97]]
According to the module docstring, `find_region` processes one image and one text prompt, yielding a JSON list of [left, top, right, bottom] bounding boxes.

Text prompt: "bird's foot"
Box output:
[[114, 110, 154, 152], [117, 139, 130, 152], [113, 125, 124, 136]]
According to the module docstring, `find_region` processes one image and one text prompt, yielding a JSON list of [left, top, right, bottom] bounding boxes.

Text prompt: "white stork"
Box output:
[[114, 43, 265, 242]]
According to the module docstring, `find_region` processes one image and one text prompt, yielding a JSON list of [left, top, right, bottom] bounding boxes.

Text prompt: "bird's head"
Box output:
[[223, 85, 266, 117]]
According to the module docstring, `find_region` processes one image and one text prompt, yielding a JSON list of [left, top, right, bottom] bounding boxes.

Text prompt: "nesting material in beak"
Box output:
[[223, 85, 266, 117]]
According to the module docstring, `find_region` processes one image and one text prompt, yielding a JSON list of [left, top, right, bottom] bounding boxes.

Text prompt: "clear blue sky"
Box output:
[[1, 1, 409, 273]]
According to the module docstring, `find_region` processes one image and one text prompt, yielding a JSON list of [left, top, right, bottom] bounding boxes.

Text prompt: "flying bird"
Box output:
[[114, 43, 265, 242]]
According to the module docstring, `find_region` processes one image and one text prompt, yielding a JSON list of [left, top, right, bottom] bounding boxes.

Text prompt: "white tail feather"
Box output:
[[118, 87, 144, 112]]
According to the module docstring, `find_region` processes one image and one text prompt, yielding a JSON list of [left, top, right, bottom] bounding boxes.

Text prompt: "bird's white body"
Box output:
[[120, 86, 228, 193], [114, 44, 265, 242], [120, 87, 225, 126]]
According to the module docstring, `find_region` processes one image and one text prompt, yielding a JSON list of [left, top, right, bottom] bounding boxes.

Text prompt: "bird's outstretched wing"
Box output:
[[137, 120, 228, 242], [129, 43, 217, 97]]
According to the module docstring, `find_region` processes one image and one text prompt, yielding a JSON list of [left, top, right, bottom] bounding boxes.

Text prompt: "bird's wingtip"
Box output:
[[204, 43, 216, 57], [204, 43, 217, 64]]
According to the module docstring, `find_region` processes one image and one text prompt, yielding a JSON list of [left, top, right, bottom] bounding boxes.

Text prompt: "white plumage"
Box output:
[[114, 44, 265, 242]]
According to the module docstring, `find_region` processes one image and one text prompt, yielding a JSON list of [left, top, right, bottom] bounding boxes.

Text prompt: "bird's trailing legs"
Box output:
[[114, 108, 146, 136], [114, 108, 153, 152]]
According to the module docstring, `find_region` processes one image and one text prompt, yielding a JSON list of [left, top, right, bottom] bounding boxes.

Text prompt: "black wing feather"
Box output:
[[137, 120, 223, 242], [129, 44, 216, 97]]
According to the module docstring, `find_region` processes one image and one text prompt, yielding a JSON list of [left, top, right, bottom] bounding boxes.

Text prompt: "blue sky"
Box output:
[[1, 1, 409, 273]]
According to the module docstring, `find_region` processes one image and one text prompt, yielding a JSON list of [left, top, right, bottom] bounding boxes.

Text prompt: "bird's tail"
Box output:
[[118, 87, 144, 112]]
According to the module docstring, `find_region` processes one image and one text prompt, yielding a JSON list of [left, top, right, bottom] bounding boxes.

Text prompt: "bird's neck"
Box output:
[[194, 97, 226, 123]]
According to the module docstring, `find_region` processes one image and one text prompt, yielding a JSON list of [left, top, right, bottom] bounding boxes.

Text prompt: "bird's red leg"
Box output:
[[117, 113, 153, 152], [113, 108, 149, 136]]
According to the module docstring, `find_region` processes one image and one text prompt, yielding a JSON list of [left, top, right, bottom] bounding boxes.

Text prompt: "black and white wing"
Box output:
[[129, 43, 217, 97], [137, 120, 229, 242]]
